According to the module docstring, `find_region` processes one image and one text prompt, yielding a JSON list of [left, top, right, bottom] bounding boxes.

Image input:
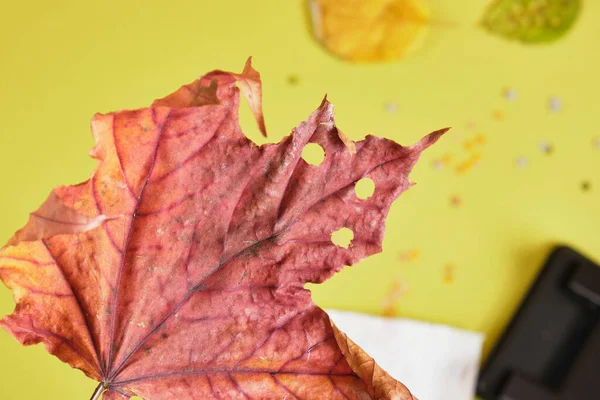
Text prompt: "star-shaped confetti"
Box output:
[[515, 156, 528, 168], [548, 96, 562, 113], [539, 140, 553, 154], [503, 87, 517, 101]]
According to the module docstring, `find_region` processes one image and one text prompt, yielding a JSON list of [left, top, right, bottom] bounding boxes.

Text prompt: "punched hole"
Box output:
[[355, 178, 375, 199], [331, 227, 354, 249], [302, 143, 325, 166]]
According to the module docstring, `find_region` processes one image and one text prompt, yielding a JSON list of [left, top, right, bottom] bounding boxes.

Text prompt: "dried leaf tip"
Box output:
[[236, 57, 267, 137], [150, 57, 266, 136], [316, 95, 356, 155], [330, 321, 417, 400], [337, 128, 357, 155], [412, 127, 450, 151]]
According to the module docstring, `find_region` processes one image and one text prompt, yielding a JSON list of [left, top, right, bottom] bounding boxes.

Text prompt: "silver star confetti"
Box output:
[[539, 140, 553, 154], [504, 87, 518, 101], [548, 96, 562, 113], [384, 101, 398, 114], [515, 156, 528, 168]]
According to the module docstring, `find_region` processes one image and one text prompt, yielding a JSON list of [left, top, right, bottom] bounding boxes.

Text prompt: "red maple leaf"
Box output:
[[0, 59, 447, 400]]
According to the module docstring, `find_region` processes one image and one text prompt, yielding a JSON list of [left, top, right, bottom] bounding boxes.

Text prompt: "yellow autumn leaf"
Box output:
[[309, 0, 430, 62]]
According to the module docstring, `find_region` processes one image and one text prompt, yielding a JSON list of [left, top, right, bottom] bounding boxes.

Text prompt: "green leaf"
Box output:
[[481, 0, 581, 44]]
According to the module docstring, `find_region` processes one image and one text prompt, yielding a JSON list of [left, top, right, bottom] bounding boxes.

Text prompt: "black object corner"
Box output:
[[477, 246, 600, 400]]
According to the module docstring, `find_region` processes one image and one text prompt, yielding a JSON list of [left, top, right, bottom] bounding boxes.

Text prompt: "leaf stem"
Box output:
[[90, 383, 106, 400]]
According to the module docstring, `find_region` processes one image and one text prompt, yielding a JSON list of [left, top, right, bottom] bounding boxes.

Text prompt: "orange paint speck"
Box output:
[[474, 134, 486, 145], [465, 121, 476, 130], [493, 110, 505, 121], [443, 265, 455, 284], [398, 249, 420, 262], [450, 196, 462, 207], [441, 153, 453, 165], [464, 134, 486, 151], [382, 277, 408, 316], [456, 153, 481, 174]]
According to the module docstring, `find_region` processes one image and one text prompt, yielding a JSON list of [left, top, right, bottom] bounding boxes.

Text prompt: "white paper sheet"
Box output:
[[327, 310, 485, 400]]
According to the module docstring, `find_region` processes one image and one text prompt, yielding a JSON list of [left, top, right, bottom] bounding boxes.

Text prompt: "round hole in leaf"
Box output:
[[355, 177, 375, 199], [302, 143, 325, 166], [331, 227, 354, 249]]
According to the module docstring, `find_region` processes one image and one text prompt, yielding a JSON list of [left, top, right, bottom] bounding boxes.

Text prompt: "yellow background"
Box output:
[[0, 1, 599, 399]]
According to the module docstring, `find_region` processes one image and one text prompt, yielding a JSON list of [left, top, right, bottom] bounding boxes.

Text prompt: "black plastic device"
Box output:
[[477, 246, 600, 400]]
